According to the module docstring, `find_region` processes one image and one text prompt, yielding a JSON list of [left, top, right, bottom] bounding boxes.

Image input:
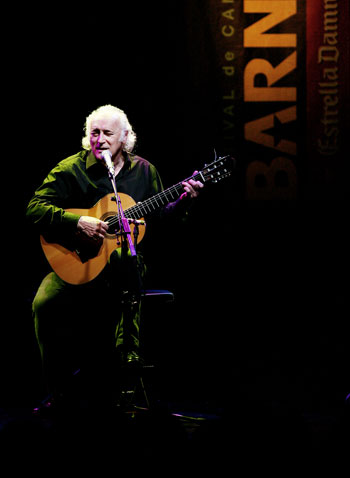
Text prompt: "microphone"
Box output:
[[101, 150, 114, 175]]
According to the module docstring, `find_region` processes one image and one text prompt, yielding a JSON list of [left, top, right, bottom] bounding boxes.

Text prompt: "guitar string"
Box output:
[[106, 172, 203, 228], [106, 182, 185, 228], [106, 164, 228, 229]]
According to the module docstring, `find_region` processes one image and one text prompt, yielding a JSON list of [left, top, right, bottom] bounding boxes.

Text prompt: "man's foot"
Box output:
[[126, 351, 144, 368]]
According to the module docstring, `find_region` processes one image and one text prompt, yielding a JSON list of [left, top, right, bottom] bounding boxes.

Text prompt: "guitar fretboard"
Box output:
[[107, 172, 204, 229]]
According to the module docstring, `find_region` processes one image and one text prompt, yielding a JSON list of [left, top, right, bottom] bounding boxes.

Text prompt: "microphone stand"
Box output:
[[105, 157, 143, 369]]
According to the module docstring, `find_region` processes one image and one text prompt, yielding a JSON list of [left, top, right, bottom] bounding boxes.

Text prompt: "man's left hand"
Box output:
[[181, 171, 204, 199]]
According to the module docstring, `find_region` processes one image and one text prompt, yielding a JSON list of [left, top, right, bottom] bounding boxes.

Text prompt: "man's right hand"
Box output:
[[77, 216, 109, 242]]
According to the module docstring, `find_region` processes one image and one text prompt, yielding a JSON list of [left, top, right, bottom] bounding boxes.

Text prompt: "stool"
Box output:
[[142, 289, 174, 302], [118, 289, 174, 411]]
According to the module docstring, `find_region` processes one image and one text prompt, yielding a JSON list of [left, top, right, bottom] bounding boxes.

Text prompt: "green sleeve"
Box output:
[[26, 166, 81, 248]]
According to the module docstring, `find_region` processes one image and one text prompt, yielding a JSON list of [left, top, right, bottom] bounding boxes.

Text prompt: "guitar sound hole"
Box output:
[[101, 213, 146, 241], [107, 223, 121, 238], [101, 213, 120, 238]]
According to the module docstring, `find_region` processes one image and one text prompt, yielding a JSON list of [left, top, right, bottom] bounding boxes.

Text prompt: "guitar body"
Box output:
[[40, 192, 146, 285]]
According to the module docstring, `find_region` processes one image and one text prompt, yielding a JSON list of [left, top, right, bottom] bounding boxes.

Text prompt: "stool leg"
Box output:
[[139, 376, 150, 409]]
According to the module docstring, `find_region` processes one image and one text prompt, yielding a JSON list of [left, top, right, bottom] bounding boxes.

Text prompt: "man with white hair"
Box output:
[[27, 105, 203, 413]]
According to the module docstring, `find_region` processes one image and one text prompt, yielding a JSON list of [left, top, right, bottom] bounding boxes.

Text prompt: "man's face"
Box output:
[[90, 115, 126, 162]]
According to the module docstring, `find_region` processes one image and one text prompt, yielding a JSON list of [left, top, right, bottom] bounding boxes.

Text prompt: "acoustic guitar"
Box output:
[[40, 156, 234, 284]]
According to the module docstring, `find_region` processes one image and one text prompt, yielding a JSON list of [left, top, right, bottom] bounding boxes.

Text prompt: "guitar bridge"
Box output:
[[75, 249, 89, 263], [74, 243, 102, 263]]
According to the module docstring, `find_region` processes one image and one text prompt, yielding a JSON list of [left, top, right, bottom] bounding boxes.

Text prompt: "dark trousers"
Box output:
[[32, 250, 144, 402]]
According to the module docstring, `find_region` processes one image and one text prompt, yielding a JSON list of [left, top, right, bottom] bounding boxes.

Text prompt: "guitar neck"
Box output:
[[107, 155, 233, 226], [124, 171, 204, 219]]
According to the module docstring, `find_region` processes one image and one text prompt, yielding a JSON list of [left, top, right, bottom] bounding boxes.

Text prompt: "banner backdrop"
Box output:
[[306, 0, 348, 200], [184, 0, 348, 201]]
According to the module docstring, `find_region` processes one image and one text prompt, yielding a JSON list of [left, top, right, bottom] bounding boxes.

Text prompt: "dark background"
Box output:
[[3, 2, 347, 415]]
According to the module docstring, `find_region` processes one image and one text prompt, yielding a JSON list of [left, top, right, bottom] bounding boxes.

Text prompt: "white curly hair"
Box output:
[[81, 104, 137, 152]]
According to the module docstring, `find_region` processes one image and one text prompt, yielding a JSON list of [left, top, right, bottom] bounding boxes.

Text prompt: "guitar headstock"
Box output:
[[201, 155, 235, 184]]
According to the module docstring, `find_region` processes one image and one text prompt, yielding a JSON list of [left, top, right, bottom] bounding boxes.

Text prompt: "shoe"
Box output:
[[126, 351, 144, 369], [32, 395, 60, 418], [32, 391, 80, 418]]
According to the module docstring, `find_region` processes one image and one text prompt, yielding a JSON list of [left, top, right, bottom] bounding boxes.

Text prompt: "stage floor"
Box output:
[[1, 389, 349, 471]]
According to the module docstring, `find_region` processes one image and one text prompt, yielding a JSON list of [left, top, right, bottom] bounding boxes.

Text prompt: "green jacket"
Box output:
[[26, 150, 164, 251]]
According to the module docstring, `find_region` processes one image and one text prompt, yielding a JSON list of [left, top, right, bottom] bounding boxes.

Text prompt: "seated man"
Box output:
[[26, 104, 203, 411]]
